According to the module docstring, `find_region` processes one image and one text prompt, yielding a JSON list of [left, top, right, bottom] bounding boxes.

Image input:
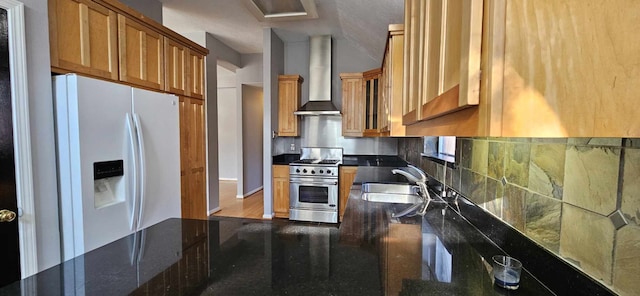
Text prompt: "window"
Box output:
[[422, 136, 456, 163], [438, 136, 456, 158]]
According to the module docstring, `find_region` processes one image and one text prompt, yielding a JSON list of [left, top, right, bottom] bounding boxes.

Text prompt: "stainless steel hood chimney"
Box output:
[[294, 35, 341, 116]]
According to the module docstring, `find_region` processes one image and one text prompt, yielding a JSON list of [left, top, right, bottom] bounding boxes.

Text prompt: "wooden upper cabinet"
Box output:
[[117, 14, 164, 90], [402, 0, 485, 137], [49, 0, 119, 80], [402, 0, 640, 137], [340, 73, 365, 137], [164, 38, 188, 95], [341, 70, 384, 138], [380, 49, 390, 135], [380, 25, 406, 137], [363, 69, 382, 137], [402, 0, 425, 125], [496, 0, 640, 137], [277, 75, 303, 137], [419, 0, 483, 121], [188, 51, 205, 100]]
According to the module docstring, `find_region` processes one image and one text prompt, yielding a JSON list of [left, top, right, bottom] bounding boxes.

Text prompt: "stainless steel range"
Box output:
[[289, 147, 343, 223]]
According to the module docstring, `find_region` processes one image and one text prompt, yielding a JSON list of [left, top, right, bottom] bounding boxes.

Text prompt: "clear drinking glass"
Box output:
[[492, 255, 522, 290]]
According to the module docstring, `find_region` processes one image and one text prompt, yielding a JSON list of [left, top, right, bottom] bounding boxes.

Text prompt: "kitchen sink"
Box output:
[[361, 193, 422, 204], [361, 183, 419, 195], [360, 183, 422, 204]]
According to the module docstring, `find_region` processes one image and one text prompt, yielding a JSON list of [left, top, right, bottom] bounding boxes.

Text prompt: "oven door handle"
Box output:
[[290, 180, 338, 186]]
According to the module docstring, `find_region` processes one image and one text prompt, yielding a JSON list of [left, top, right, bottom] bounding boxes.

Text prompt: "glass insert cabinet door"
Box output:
[[364, 68, 381, 132]]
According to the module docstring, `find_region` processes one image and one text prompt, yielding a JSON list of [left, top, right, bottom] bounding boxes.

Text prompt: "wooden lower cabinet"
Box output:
[[180, 97, 207, 219], [272, 165, 290, 218], [339, 166, 358, 222]]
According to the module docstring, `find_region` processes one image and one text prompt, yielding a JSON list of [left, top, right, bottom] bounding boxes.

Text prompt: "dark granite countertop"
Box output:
[[272, 153, 300, 165], [1, 165, 593, 295], [343, 167, 554, 296], [341, 155, 407, 167], [271, 154, 407, 167]]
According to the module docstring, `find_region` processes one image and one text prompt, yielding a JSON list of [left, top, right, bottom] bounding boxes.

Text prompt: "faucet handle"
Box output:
[[391, 168, 421, 184], [406, 164, 428, 182]]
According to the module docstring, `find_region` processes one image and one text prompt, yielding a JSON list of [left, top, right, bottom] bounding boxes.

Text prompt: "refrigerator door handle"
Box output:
[[133, 113, 147, 230], [126, 113, 139, 231]]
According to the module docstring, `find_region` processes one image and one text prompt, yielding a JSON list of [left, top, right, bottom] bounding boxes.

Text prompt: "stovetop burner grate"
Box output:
[[291, 159, 340, 165]]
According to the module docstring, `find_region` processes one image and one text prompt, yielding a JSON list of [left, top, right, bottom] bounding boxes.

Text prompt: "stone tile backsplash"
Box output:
[[398, 137, 640, 296], [563, 146, 620, 215]]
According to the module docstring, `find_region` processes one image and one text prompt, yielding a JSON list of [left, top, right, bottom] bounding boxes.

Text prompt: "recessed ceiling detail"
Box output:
[[245, 0, 318, 21]]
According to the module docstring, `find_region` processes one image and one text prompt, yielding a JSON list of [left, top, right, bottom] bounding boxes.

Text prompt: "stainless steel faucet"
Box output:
[[391, 164, 434, 216]]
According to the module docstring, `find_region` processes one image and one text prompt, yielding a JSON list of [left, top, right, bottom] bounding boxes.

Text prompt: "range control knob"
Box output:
[[311, 170, 316, 174], [296, 169, 300, 173], [303, 169, 307, 173], [319, 170, 324, 174], [327, 169, 332, 175]]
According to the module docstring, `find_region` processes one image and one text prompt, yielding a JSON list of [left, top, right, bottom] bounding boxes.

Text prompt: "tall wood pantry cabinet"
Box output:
[[180, 97, 207, 220]]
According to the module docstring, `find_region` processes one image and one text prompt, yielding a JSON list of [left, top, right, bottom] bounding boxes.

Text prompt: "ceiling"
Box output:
[[160, 0, 404, 62]]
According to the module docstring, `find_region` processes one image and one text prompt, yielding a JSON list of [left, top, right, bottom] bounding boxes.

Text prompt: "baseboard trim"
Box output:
[[237, 186, 263, 199], [262, 213, 274, 219], [207, 207, 221, 216]]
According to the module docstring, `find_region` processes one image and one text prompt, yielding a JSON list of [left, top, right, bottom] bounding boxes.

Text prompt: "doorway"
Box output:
[[215, 63, 264, 219], [0, 7, 20, 287]]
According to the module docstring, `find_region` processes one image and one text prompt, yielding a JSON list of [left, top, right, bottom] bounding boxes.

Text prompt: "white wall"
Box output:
[[262, 28, 285, 218], [217, 65, 237, 181], [217, 65, 236, 88], [241, 85, 263, 194], [284, 37, 380, 109], [278, 35, 398, 157], [204, 35, 221, 213], [273, 121, 398, 156], [217, 87, 238, 180], [21, 0, 61, 271], [119, 0, 162, 23], [235, 53, 263, 197]]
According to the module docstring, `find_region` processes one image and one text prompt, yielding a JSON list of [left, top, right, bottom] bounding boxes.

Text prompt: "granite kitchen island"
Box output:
[[0, 167, 612, 295]]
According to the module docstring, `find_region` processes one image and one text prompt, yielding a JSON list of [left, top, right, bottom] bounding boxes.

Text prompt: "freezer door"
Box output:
[[132, 88, 181, 230], [54, 74, 136, 260]]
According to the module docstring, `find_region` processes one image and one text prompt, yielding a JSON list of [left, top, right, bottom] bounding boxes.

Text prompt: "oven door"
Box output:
[[289, 176, 338, 211]]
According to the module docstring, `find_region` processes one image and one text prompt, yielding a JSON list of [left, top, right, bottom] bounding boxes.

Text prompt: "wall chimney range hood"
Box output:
[[294, 35, 341, 116]]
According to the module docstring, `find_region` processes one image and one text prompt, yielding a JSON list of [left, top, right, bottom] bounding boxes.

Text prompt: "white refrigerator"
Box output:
[[54, 74, 182, 261]]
